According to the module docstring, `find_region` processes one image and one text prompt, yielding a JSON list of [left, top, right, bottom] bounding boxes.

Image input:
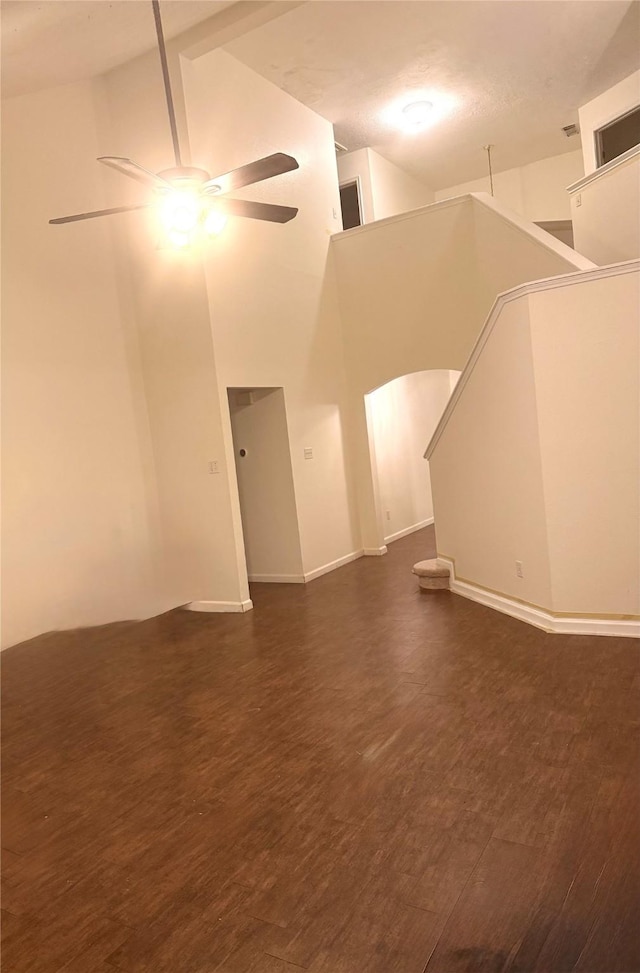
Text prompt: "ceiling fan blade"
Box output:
[[211, 198, 298, 224], [49, 203, 151, 225], [98, 157, 172, 191], [201, 153, 299, 196]]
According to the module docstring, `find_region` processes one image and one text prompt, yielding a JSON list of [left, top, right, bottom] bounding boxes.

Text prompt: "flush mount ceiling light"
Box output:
[[49, 0, 299, 246], [384, 91, 459, 134], [402, 101, 434, 128]]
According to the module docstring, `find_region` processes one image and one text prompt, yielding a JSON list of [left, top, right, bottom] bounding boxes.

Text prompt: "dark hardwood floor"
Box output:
[[2, 526, 639, 973]]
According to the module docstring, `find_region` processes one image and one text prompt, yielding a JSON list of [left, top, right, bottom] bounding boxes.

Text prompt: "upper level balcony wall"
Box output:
[[331, 192, 593, 400], [568, 145, 640, 266]]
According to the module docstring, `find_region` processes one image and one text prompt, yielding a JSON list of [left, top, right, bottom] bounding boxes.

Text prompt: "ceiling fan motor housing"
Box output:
[[157, 166, 212, 189]]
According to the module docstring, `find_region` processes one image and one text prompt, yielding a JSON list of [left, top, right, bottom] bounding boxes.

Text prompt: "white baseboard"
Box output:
[[304, 549, 364, 582], [247, 551, 366, 585], [438, 558, 640, 638], [248, 573, 306, 584], [385, 517, 434, 545], [184, 599, 253, 613], [364, 546, 388, 556], [542, 615, 640, 637]]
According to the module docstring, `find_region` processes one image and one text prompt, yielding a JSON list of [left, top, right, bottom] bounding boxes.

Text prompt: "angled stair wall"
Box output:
[[426, 260, 640, 637]]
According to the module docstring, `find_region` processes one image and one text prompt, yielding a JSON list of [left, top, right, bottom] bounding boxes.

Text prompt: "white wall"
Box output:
[[337, 147, 434, 224], [429, 265, 640, 623], [1, 81, 165, 648], [102, 48, 248, 612], [367, 371, 457, 543], [435, 150, 584, 222], [333, 196, 476, 557], [569, 149, 640, 265], [181, 49, 360, 579], [367, 150, 434, 220], [470, 194, 592, 319], [430, 297, 553, 610], [229, 389, 304, 581], [531, 273, 640, 616], [578, 70, 640, 175], [333, 198, 477, 398], [333, 195, 589, 400], [2, 38, 362, 645], [332, 193, 589, 553]]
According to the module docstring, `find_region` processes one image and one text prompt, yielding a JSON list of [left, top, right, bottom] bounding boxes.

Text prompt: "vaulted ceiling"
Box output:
[[2, 0, 639, 189]]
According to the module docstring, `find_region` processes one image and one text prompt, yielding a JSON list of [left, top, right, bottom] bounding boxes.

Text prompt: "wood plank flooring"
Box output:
[[2, 526, 639, 973]]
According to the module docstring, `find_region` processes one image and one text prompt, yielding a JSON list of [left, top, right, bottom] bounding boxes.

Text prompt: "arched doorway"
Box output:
[[365, 369, 460, 547]]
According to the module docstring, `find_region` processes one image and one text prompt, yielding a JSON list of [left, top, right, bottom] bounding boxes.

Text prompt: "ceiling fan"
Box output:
[[49, 0, 299, 244]]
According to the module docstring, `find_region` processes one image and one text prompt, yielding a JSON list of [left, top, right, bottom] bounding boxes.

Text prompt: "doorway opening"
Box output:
[[365, 369, 460, 546], [339, 179, 363, 229], [227, 387, 304, 583]]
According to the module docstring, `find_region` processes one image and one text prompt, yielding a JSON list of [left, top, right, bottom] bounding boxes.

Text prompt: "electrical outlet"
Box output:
[[515, 560, 524, 578], [208, 460, 220, 474]]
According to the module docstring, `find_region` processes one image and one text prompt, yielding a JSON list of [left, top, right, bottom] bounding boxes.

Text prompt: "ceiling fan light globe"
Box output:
[[160, 191, 200, 233], [167, 229, 191, 248], [204, 210, 227, 236], [173, 205, 199, 232], [402, 100, 433, 128]]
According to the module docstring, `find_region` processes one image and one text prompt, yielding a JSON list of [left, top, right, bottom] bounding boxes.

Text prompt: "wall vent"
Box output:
[[562, 124, 580, 138]]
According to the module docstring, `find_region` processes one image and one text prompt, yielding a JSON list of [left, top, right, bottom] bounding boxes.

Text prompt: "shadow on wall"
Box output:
[[366, 369, 460, 545]]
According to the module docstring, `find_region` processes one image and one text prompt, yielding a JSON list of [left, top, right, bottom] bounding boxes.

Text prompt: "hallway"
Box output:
[[2, 527, 639, 972]]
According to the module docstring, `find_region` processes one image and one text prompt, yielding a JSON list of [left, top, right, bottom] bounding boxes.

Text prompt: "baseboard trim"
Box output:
[[385, 517, 434, 544], [437, 559, 640, 638], [364, 546, 388, 556], [304, 549, 364, 582], [248, 551, 367, 585], [184, 599, 253, 613], [248, 573, 306, 584]]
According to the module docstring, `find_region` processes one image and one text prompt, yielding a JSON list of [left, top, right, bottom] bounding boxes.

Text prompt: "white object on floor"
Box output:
[[412, 559, 451, 590]]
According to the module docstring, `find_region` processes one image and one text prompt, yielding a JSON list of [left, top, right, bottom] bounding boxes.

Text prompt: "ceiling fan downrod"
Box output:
[[152, 0, 182, 168]]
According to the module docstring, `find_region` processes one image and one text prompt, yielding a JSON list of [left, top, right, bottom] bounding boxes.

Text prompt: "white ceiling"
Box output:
[[2, 0, 639, 189], [226, 0, 640, 187], [0, 0, 234, 97]]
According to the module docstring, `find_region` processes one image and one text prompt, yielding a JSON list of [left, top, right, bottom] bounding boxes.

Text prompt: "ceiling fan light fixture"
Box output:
[[48, 2, 299, 234], [384, 90, 459, 134], [157, 194, 229, 248]]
